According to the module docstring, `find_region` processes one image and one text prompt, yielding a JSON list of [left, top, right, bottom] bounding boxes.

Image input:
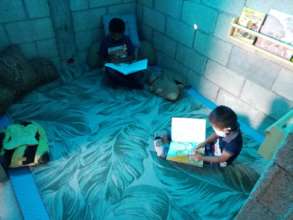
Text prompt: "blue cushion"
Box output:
[[103, 14, 140, 48]]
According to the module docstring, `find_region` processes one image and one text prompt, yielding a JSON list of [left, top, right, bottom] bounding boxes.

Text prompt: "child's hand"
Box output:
[[194, 152, 203, 161], [193, 142, 205, 154], [196, 142, 206, 149]]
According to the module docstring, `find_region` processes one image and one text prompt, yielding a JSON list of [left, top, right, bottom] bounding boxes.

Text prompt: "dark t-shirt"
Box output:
[[99, 35, 135, 61], [219, 130, 243, 165]]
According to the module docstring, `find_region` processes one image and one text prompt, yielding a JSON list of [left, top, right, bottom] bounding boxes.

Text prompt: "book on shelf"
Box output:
[[232, 7, 266, 44], [255, 38, 293, 60], [166, 117, 206, 167], [255, 9, 293, 60]]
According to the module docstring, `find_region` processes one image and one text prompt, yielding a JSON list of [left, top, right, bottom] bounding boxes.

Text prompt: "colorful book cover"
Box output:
[[255, 38, 293, 59], [259, 9, 293, 45], [255, 9, 293, 60], [233, 7, 266, 44], [167, 142, 204, 167], [166, 118, 206, 168]]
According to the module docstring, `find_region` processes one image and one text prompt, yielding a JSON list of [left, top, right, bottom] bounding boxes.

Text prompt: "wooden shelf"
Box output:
[[229, 18, 293, 71]]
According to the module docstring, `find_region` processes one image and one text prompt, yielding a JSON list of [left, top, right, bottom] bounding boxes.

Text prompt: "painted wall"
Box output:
[[137, 0, 293, 131]]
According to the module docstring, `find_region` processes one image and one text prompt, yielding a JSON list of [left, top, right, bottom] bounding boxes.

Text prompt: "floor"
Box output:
[[5, 70, 267, 220]]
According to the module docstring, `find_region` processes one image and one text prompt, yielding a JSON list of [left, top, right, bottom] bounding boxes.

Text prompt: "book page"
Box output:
[[171, 118, 206, 143], [167, 143, 204, 167]]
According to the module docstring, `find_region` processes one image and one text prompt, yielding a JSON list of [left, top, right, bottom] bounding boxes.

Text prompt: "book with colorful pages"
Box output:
[[166, 117, 206, 167]]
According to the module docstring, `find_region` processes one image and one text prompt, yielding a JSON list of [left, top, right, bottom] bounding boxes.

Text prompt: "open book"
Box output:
[[166, 117, 206, 167], [105, 59, 148, 76]]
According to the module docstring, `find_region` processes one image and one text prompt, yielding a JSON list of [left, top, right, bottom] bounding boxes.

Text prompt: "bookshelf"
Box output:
[[229, 18, 293, 71]]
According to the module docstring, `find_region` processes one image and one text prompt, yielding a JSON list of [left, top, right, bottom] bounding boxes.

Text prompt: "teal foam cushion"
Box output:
[[103, 14, 140, 48]]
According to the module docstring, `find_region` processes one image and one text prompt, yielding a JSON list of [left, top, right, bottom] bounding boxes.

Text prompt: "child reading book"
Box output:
[[194, 106, 243, 167], [154, 106, 242, 168], [99, 18, 144, 89]]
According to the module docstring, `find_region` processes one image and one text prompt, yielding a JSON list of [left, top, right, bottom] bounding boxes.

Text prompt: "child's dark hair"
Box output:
[[209, 105, 239, 131], [109, 18, 125, 33]]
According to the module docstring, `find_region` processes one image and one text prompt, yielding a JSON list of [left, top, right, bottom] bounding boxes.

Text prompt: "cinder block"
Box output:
[[194, 32, 232, 66], [245, 0, 273, 13], [136, 5, 143, 22], [246, 0, 293, 14], [137, 0, 153, 8], [70, 0, 89, 11], [157, 51, 189, 78], [176, 44, 207, 74], [0, 25, 10, 48], [155, 0, 182, 18], [36, 38, 59, 58], [77, 50, 87, 64], [6, 18, 54, 44], [75, 29, 102, 51], [182, 1, 218, 34], [153, 32, 176, 58], [214, 13, 234, 43], [0, 0, 26, 23], [139, 24, 153, 42], [241, 80, 292, 119], [189, 73, 220, 101], [205, 60, 245, 96], [228, 47, 280, 89], [33, 18, 55, 41], [143, 7, 165, 32], [254, 165, 293, 216], [202, 0, 245, 16], [24, 0, 50, 18], [108, 3, 136, 14], [216, 89, 269, 130], [19, 42, 38, 58], [5, 24, 29, 45], [166, 17, 195, 47], [272, 68, 293, 102], [89, 0, 123, 8], [73, 8, 106, 32], [275, 134, 293, 174]]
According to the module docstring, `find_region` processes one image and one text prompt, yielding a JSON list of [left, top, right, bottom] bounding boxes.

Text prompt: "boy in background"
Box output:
[[99, 18, 143, 89]]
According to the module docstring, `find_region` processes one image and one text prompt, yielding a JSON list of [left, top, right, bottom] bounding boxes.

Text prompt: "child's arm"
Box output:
[[195, 150, 233, 163], [195, 133, 218, 150]]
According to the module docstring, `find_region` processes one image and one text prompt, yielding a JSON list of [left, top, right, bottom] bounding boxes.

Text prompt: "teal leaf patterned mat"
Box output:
[[7, 71, 267, 220]]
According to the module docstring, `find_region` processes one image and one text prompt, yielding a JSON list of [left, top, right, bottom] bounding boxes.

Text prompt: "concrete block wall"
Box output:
[[137, 0, 293, 131], [0, 0, 58, 66], [1, 0, 292, 131], [0, 0, 136, 68], [236, 134, 293, 219]]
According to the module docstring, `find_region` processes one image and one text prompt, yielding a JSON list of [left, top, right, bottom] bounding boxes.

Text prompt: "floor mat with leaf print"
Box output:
[[8, 71, 267, 220]]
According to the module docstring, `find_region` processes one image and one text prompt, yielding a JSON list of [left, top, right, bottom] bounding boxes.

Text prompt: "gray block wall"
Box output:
[[0, 0, 136, 69], [0, 0, 58, 65], [236, 134, 293, 219], [137, 0, 293, 132]]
